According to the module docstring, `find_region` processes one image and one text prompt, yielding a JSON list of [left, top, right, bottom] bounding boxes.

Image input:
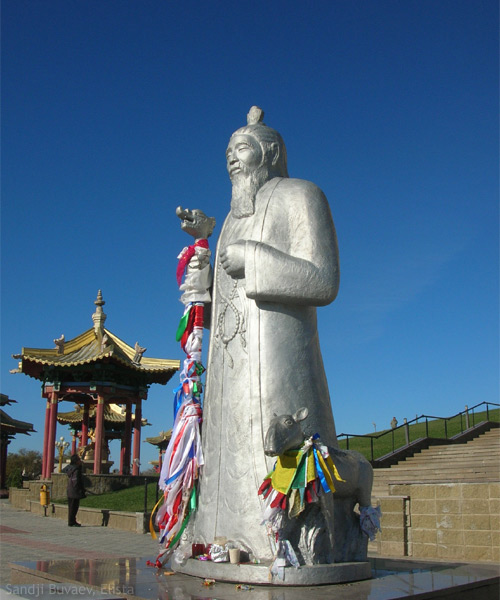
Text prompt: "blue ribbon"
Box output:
[[313, 447, 330, 493], [165, 442, 193, 485], [185, 361, 197, 378], [173, 384, 184, 421], [165, 468, 183, 486]]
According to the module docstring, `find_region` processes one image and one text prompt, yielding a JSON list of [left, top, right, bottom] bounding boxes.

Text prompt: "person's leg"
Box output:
[[74, 498, 80, 525], [68, 497, 76, 525]]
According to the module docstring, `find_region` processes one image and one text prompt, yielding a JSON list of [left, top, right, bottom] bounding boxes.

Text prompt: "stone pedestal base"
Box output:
[[82, 460, 114, 474], [172, 556, 372, 586]]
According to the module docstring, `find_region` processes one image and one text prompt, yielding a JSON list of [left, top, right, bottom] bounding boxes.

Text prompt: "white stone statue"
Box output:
[[173, 108, 376, 584]]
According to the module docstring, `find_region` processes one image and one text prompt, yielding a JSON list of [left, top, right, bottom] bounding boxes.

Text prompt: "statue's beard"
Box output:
[[230, 166, 270, 218]]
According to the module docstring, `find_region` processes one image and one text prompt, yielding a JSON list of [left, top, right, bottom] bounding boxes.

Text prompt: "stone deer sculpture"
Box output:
[[263, 407, 381, 563], [264, 407, 374, 509]]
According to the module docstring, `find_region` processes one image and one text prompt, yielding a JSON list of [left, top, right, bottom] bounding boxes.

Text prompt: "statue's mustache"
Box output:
[[229, 164, 256, 181]]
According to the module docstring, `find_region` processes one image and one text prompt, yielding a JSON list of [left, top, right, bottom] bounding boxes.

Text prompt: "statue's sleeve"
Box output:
[[244, 183, 339, 306]]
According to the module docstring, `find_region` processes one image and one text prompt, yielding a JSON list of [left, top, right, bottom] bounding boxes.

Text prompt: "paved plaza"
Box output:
[[0, 500, 156, 585], [1, 499, 499, 599]]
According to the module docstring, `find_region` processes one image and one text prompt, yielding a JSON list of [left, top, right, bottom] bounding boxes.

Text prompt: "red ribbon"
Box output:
[[176, 239, 210, 286], [180, 308, 196, 352], [180, 304, 205, 354]]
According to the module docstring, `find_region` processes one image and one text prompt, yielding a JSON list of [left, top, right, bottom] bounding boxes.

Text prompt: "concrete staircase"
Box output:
[[369, 428, 500, 562], [372, 428, 500, 500]]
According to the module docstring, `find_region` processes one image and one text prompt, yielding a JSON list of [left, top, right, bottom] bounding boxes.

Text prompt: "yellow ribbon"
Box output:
[[315, 451, 335, 492], [326, 454, 345, 483], [306, 451, 316, 483], [316, 451, 346, 494], [270, 451, 303, 495], [149, 495, 165, 540]]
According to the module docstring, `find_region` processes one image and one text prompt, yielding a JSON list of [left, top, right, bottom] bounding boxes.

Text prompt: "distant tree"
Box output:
[[6, 469, 23, 489], [6, 448, 42, 487], [141, 467, 159, 476]]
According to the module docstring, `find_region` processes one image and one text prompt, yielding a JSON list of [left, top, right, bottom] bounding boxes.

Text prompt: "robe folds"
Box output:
[[189, 177, 340, 561]]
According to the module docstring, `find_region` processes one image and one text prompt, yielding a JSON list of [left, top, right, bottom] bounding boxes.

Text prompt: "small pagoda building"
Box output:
[[0, 394, 35, 494], [11, 291, 179, 477], [57, 402, 152, 474], [145, 429, 172, 472]]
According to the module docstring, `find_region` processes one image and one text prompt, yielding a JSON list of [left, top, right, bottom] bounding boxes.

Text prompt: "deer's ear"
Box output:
[[293, 407, 309, 422]]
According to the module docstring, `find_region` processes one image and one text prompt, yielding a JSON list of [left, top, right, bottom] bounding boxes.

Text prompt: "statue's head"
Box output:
[[227, 106, 289, 218]]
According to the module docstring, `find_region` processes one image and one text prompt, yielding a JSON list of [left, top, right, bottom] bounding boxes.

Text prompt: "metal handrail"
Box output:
[[338, 401, 500, 462], [142, 475, 160, 514]]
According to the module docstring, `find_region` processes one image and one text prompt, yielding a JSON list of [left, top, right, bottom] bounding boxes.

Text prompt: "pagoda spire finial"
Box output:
[[92, 290, 107, 342]]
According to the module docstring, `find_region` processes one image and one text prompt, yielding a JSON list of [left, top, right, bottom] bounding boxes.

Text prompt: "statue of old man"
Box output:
[[188, 107, 343, 565]]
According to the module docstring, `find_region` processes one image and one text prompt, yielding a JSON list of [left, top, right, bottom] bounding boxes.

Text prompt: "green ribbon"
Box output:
[[190, 487, 197, 510], [291, 452, 308, 490], [168, 487, 197, 548], [175, 307, 191, 342], [195, 363, 205, 375]]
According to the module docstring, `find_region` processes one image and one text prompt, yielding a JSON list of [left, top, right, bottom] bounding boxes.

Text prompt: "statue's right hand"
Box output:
[[220, 241, 245, 278]]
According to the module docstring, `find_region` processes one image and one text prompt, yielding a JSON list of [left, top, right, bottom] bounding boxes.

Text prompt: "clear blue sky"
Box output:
[[2, 0, 498, 470]]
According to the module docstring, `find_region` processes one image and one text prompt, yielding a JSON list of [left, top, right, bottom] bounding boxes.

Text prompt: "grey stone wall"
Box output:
[[9, 474, 159, 504], [50, 473, 159, 499], [372, 482, 499, 562]]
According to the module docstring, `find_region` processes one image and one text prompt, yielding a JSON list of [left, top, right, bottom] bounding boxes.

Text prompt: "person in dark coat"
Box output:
[[64, 454, 86, 526]]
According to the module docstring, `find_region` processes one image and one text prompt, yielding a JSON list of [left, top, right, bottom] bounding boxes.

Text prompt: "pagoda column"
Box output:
[[93, 396, 105, 475], [41, 399, 51, 478], [71, 432, 77, 455], [80, 400, 90, 449], [132, 399, 142, 476], [120, 402, 132, 475], [45, 392, 59, 479]]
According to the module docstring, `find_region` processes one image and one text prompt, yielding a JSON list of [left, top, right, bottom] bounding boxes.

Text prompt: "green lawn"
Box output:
[[54, 481, 161, 512], [337, 408, 499, 461]]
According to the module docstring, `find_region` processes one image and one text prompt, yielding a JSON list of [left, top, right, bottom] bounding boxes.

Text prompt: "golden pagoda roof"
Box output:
[[0, 393, 36, 438], [145, 430, 172, 446], [0, 393, 16, 407], [57, 403, 150, 426], [11, 291, 180, 385], [0, 409, 35, 437], [15, 328, 178, 371]]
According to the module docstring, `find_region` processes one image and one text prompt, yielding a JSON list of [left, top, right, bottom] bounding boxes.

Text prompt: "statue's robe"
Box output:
[[190, 177, 340, 561]]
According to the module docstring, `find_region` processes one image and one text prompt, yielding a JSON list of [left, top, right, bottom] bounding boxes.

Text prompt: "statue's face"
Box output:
[[226, 134, 263, 180]]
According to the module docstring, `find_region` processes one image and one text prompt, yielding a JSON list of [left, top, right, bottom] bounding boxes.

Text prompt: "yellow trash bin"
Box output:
[[40, 484, 50, 506]]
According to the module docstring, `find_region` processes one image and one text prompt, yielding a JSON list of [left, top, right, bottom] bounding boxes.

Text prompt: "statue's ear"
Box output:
[[293, 407, 308, 422], [273, 412, 277, 418], [270, 142, 280, 166]]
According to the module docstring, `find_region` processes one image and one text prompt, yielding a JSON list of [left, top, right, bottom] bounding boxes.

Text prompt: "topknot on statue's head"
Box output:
[[247, 106, 265, 125], [233, 106, 280, 145], [231, 106, 289, 177]]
